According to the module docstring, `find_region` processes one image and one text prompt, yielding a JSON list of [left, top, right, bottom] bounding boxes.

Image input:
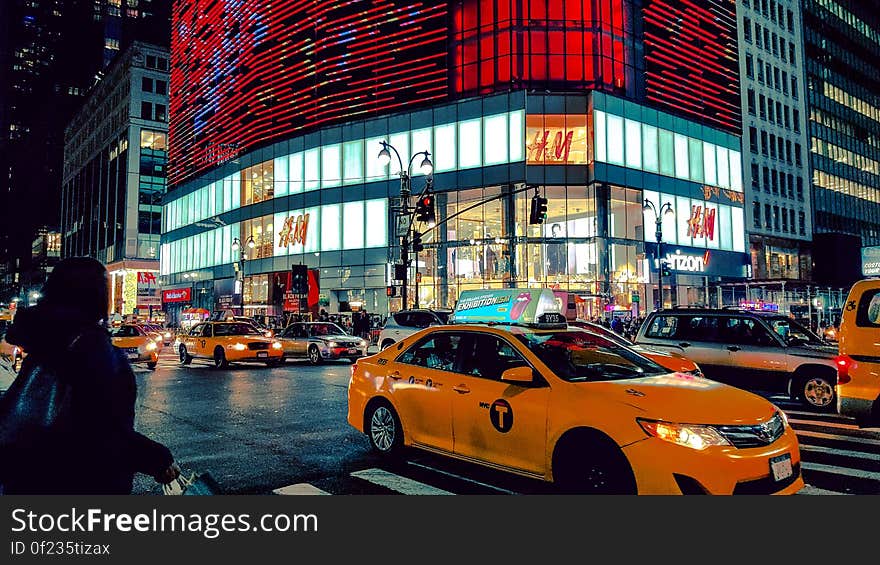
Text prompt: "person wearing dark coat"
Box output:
[[0, 257, 179, 494]]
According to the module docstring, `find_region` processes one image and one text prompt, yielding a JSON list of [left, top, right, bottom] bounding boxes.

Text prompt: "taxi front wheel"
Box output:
[[366, 401, 404, 457], [214, 347, 229, 369], [553, 433, 637, 495], [179, 345, 192, 365]]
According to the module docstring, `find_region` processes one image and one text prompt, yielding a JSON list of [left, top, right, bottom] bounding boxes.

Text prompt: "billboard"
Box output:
[[862, 246, 880, 276], [137, 272, 161, 307]]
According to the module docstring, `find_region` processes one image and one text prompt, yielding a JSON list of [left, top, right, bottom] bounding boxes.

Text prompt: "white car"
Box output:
[[377, 309, 452, 350]]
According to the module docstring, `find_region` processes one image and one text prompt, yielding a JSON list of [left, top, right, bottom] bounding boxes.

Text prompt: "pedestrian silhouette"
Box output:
[[0, 257, 180, 494]]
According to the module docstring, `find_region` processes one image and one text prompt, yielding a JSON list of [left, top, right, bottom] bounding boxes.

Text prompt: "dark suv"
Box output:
[[634, 308, 839, 410], [378, 309, 453, 350]]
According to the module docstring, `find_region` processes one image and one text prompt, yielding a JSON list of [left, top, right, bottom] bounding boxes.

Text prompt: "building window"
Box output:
[[773, 206, 780, 231], [796, 177, 804, 201], [793, 109, 800, 132], [155, 80, 167, 95], [141, 77, 153, 92], [799, 211, 805, 235], [784, 106, 790, 128], [746, 54, 754, 78], [141, 101, 151, 120], [140, 130, 167, 151], [749, 126, 759, 153], [795, 143, 802, 166], [756, 24, 762, 49], [785, 139, 792, 164], [767, 100, 775, 123], [771, 169, 778, 194], [744, 18, 752, 42], [757, 57, 764, 83], [787, 173, 794, 198], [146, 55, 156, 68], [789, 209, 795, 234], [769, 134, 776, 159], [751, 163, 760, 189], [154, 104, 166, 122], [791, 76, 798, 99], [158, 57, 168, 71], [789, 42, 795, 66], [753, 201, 761, 229], [747, 89, 756, 115], [763, 166, 770, 191], [781, 206, 788, 232], [787, 9, 794, 32], [765, 203, 772, 230]]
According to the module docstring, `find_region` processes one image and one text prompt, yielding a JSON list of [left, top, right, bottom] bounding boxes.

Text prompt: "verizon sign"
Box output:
[[162, 287, 192, 303]]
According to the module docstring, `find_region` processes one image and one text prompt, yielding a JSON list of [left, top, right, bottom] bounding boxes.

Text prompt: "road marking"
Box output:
[[273, 483, 330, 495], [788, 418, 860, 430], [796, 430, 880, 447], [800, 444, 880, 462], [782, 408, 855, 422], [407, 461, 518, 494], [351, 468, 454, 495], [796, 484, 850, 495], [801, 462, 880, 482]]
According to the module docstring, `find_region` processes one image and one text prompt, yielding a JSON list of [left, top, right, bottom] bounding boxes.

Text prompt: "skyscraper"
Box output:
[[0, 0, 170, 302], [802, 0, 880, 287]]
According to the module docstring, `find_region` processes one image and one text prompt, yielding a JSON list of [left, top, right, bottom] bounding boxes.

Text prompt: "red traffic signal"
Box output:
[[415, 194, 436, 224], [386, 286, 397, 297]]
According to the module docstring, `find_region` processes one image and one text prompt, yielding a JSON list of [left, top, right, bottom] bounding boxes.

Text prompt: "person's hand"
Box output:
[[156, 462, 181, 484]]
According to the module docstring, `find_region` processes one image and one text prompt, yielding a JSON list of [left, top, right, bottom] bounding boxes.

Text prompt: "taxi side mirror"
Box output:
[[501, 366, 533, 384]]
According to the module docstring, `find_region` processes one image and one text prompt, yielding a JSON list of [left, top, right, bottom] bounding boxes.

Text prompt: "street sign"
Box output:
[[631, 292, 640, 303], [396, 215, 411, 237]]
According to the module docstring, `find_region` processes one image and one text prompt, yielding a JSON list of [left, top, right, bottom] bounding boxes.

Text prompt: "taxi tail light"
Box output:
[[351, 360, 358, 379], [835, 355, 854, 384]]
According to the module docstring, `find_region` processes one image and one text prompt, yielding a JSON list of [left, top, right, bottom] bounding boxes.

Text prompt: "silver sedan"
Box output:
[[277, 322, 368, 364]]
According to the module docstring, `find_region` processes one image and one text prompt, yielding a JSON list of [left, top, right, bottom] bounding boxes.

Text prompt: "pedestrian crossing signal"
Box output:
[[411, 231, 424, 253], [386, 286, 397, 297], [529, 195, 548, 225]]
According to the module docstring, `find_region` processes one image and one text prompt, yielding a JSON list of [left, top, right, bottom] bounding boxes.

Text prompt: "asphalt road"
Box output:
[[56, 350, 880, 496]]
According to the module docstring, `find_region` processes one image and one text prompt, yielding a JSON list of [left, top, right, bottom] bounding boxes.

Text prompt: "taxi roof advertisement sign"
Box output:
[[453, 289, 560, 325]]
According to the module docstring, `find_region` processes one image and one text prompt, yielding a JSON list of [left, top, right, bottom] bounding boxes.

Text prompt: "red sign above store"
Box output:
[[162, 287, 192, 303], [278, 213, 309, 248]]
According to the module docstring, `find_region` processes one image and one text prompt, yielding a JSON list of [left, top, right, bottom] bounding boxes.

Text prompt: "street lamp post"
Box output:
[[377, 141, 433, 310], [643, 199, 674, 310], [231, 235, 255, 315]]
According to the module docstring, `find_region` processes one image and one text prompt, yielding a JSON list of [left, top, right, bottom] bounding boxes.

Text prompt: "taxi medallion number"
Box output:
[[770, 453, 793, 482]]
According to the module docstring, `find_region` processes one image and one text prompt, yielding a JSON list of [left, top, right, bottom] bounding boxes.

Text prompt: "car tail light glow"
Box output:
[[835, 355, 854, 384]]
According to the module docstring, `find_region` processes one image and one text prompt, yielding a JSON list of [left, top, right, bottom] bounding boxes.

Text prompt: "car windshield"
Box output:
[[764, 316, 827, 345], [308, 323, 345, 336], [434, 311, 451, 324], [214, 323, 262, 336], [514, 330, 667, 382]]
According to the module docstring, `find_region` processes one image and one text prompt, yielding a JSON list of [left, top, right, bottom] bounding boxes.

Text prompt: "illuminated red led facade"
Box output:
[[169, 0, 740, 185], [642, 0, 741, 133]]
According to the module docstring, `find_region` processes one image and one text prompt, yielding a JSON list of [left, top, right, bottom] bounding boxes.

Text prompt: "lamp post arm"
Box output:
[[382, 141, 405, 180]]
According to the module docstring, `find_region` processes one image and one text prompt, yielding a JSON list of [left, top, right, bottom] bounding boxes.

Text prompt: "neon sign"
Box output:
[[662, 250, 712, 273], [278, 213, 309, 248]]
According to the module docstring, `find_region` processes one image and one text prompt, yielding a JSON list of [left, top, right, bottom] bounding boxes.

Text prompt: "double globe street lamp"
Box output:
[[377, 141, 433, 310], [643, 199, 674, 310], [231, 235, 255, 314]]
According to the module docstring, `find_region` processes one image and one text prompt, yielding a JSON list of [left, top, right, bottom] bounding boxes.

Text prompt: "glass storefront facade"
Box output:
[[161, 92, 749, 318]]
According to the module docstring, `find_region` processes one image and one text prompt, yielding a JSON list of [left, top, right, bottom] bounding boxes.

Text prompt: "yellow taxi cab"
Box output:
[[137, 324, 165, 353], [836, 278, 880, 427], [568, 320, 702, 375], [348, 289, 803, 494], [178, 321, 283, 368], [111, 324, 159, 370]]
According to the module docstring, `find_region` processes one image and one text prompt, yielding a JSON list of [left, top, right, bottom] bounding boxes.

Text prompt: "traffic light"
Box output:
[[291, 264, 309, 294], [660, 263, 672, 278], [386, 286, 397, 297], [529, 194, 548, 224], [411, 231, 424, 253], [415, 194, 436, 224]]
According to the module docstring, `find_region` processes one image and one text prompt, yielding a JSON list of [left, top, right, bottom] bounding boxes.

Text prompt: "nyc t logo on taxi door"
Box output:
[[490, 399, 513, 433]]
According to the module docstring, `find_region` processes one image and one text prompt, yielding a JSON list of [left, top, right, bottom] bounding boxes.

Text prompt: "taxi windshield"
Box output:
[[111, 326, 142, 338], [214, 323, 262, 337], [308, 323, 346, 336], [514, 330, 667, 382]]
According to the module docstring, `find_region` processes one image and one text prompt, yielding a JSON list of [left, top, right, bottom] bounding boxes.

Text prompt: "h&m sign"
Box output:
[[278, 213, 309, 248]]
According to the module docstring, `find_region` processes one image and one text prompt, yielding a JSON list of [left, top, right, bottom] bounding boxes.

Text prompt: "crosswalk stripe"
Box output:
[[788, 418, 859, 431], [273, 483, 330, 495], [796, 484, 850, 495], [801, 462, 880, 482], [800, 444, 880, 462], [796, 430, 880, 447], [407, 461, 518, 494], [351, 468, 454, 495]]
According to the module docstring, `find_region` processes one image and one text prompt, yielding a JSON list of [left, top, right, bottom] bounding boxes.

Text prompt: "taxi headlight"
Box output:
[[145, 342, 157, 351], [778, 410, 789, 427], [230, 343, 247, 351], [272, 341, 282, 349], [637, 418, 731, 451]]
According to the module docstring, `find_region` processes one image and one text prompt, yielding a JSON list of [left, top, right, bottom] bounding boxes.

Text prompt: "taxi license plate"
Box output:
[[347, 348, 358, 354], [769, 453, 793, 482], [126, 348, 139, 359], [257, 351, 268, 358]]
